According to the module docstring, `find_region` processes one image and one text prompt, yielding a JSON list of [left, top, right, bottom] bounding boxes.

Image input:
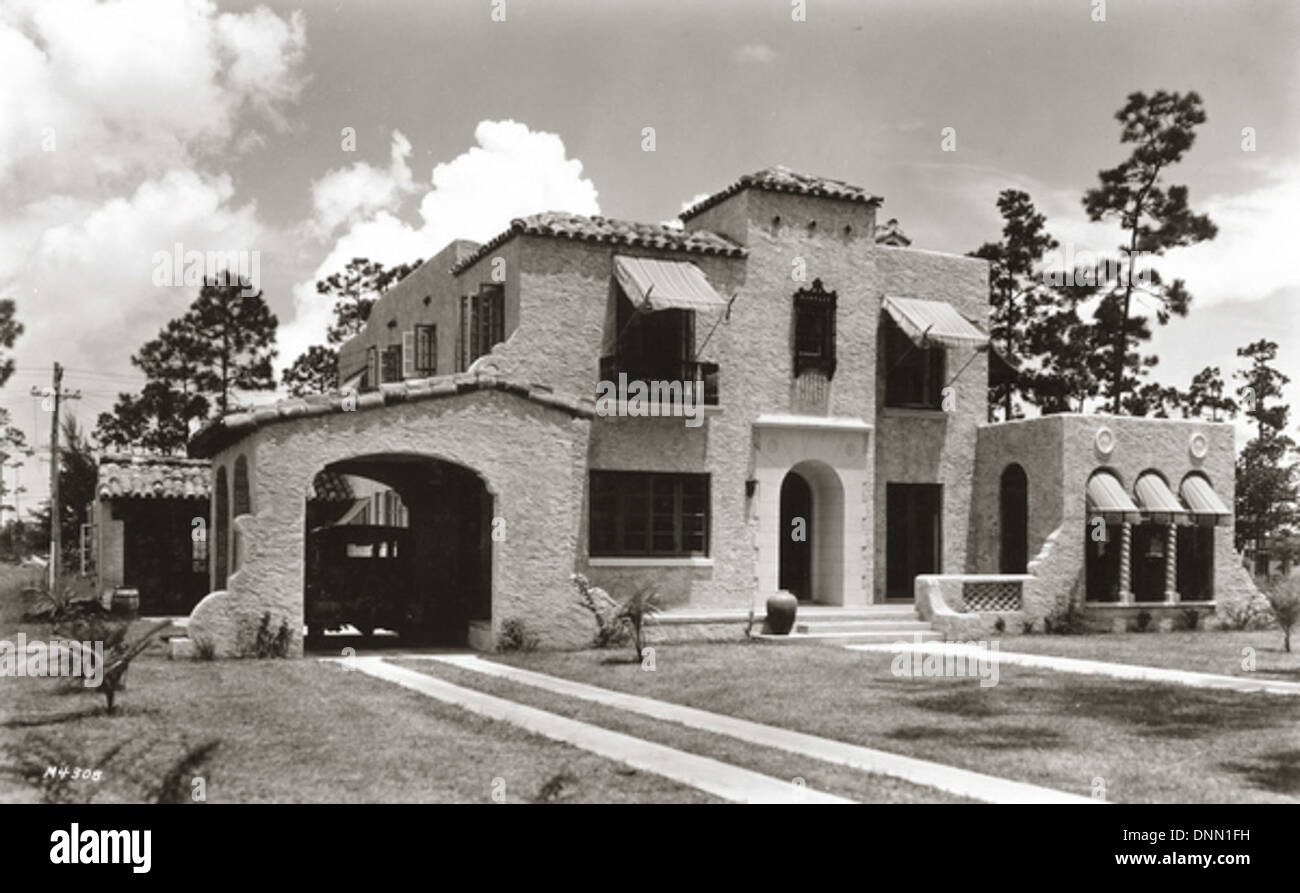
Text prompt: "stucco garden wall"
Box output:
[[187, 388, 592, 656]]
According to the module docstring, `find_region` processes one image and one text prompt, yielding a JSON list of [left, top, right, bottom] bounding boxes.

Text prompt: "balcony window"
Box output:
[[415, 324, 436, 374], [461, 284, 504, 370], [883, 316, 945, 409]]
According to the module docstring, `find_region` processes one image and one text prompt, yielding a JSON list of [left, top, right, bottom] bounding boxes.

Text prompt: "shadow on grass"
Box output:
[[1221, 749, 1300, 796], [887, 723, 1065, 750]]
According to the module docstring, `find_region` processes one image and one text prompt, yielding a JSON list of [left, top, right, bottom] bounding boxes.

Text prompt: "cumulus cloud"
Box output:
[[310, 130, 417, 236], [279, 120, 600, 368], [0, 0, 307, 193], [0, 0, 307, 451]]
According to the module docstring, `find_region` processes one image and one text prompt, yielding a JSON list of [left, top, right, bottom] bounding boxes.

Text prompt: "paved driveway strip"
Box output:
[[414, 653, 1097, 804], [332, 656, 852, 804], [847, 641, 1300, 695]]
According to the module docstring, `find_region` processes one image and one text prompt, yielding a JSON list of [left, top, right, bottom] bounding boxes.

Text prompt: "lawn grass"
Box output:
[[392, 657, 971, 803], [995, 630, 1299, 681], [1, 633, 716, 804], [490, 641, 1300, 803]]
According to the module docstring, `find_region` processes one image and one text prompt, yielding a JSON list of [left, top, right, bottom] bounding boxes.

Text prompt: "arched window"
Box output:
[[232, 455, 251, 571], [999, 464, 1028, 573], [214, 466, 229, 589]]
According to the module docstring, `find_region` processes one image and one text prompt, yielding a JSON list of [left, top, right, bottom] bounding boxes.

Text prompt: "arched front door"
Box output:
[[779, 470, 813, 601]]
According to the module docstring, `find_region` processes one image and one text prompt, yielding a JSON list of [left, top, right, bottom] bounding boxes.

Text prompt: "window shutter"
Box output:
[[402, 331, 415, 378]]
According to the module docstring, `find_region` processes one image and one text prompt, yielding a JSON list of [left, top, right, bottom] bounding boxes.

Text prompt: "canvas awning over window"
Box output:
[[1134, 473, 1188, 525], [1086, 471, 1142, 524], [614, 255, 727, 313], [882, 297, 990, 350], [1180, 475, 1232, 527]]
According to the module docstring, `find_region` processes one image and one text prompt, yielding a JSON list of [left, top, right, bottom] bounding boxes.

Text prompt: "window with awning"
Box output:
[[1180, 474, 1232, 526], [1086, 471, 1142, 523], [1133, 473, 1188, 525], [613, 255, 727, 313], [882, 296, 990, 350], [601, 255, 722, 405]]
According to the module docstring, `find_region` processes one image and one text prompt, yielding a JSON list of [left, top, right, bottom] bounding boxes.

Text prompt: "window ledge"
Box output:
[[588, 557, 714, 568], [880, 406, 949, 419]]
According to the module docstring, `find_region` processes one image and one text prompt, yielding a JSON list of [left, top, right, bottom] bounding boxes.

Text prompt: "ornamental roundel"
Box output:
[[1188, 431, 1209, 460], [1093, 426, 1116, 457]]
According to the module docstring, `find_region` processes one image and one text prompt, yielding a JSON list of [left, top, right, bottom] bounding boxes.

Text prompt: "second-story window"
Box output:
[[793, 279, 837, 379], [462, 284, 504, 369], [883, 316, 945, 409], [415, 324, 436, 374]]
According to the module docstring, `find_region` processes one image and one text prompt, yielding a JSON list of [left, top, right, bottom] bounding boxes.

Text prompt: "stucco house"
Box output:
[[178, 166, 1257, 657]]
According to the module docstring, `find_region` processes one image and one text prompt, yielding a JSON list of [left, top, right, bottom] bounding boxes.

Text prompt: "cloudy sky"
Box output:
[[1, 0, 1297, 512]]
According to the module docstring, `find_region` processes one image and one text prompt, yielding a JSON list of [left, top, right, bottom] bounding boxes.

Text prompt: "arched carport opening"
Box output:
[[778, 459, 845, 605], [302, 453, 492, 649]]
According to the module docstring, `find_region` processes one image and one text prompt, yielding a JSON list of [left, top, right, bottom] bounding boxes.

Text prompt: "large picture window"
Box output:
[[589, 471, 709, 557], [883, 316, 945, 409]]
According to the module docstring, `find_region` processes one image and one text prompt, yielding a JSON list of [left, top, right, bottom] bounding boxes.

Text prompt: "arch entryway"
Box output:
[[302, 452, 492, 648], [999, 463, 1028, 573], [774, 459, 846, 605]]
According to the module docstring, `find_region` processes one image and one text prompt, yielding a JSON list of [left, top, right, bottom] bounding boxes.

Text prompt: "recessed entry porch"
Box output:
[[752, 414, 871, 608]]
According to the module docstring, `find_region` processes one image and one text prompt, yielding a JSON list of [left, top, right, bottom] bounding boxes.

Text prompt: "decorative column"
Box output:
[[1164, 524, 1179, 603], [1119, 522, 1134, 604]]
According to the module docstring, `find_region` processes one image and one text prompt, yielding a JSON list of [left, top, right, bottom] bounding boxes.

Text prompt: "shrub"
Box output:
[[571, 574, 630, 648], [252, 613, 292, 659], [1179, 607, 1202, 632], [1133, 610, 1153, 633], [497, 618, 539, 653], [993, 617, 1006, 634], [1044, 599, 1087, 635], [1263, 579, 1300, 653], [1217, 594, 1273, 631], [1021, 619, 1036, 635], [618, 583, 660, 661]]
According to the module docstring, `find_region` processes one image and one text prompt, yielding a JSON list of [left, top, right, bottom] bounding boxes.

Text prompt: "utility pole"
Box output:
[[32, 363, 80, 591]]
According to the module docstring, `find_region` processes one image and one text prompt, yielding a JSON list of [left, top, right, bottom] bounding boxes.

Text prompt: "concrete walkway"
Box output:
[[846, 641, 1300, 696], [415, 653, 1097, 805], [332, 655, 851, 804]]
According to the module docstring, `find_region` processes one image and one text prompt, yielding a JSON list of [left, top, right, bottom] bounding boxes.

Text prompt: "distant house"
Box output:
[[93, 454, 210, 615], [181, 166, 1259, 656], [94, 454, 357, 615]]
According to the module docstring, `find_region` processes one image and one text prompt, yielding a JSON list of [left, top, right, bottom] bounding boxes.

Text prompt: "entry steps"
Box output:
[[764, 605, 943, 646]]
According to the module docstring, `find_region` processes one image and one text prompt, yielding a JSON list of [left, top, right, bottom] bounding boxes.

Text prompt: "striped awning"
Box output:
[[1180, 475, 1232, 527], [1086, 471, 1141, 524], [1134, 473, 1188, 525], [614, 255, 727, 312], [883, 297, 990, 349]]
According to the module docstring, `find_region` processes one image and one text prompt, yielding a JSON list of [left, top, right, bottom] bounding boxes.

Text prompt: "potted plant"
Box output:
[[765, 590, 798, 635]]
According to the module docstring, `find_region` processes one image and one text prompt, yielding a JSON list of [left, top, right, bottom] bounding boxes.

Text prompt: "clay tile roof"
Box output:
[[188, 372, 596, 458], [451, 211, 745, 274], [97, 454, 210, 500], [308, 470, 354, 503], [679, 165, 882, 220], [874, 217, 912, 247]]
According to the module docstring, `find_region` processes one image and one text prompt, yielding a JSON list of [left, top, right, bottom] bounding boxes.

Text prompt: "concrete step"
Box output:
[[759, 629, 945, 646], [795, 620, 932, 634]]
